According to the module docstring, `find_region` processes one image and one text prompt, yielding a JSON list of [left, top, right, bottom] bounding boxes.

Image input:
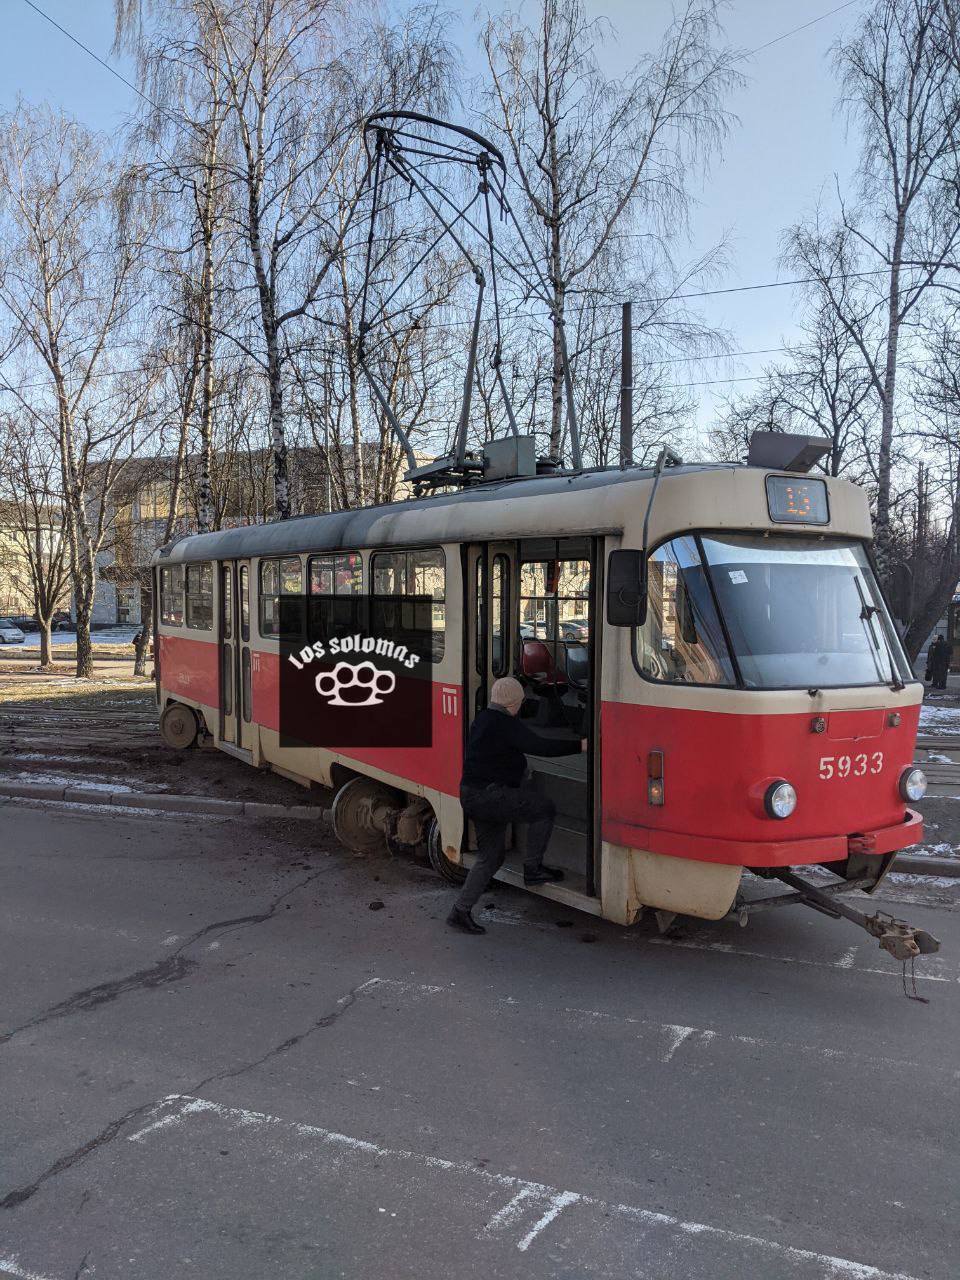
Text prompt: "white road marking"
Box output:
[[516, 1190, 582, 1251], [0, 1258, 57, 1280], [481, 1185, 541, 1234], [564, 1005, 935, 1072], [647, 934, 957, 983], [361, 976, 445, 998], [121, 1094, 926, 1278], [478, 903, 958, 983], [659, 1024, 697, 1062]]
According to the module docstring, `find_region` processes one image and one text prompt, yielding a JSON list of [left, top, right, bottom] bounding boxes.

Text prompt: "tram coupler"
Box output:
[[773, 869, 940, 961]]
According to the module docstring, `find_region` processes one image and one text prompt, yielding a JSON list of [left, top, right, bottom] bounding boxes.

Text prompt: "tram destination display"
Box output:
[[765, 474, 829, 525]]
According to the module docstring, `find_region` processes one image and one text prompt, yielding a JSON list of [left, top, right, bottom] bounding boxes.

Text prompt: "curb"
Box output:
[[891, 854, 960, 879], [0, 780, 330, 822], [1, 776, 956, 873]]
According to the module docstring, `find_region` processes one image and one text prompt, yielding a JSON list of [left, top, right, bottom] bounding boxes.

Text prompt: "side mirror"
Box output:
[[607, 549, 647, 627]]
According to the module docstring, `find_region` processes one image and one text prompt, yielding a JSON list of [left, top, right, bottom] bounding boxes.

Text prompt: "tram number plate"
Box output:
[[819, 752, 883, 780]]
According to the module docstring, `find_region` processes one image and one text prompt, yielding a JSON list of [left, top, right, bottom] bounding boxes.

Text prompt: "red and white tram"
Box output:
[[152, 437, 936, 957]]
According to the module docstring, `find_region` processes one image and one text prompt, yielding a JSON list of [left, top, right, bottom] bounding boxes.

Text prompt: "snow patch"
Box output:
[[919, 703, 960, 734]]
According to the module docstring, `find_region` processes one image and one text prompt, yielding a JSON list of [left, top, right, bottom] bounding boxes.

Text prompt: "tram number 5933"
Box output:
[[819, 752, 883, 780]]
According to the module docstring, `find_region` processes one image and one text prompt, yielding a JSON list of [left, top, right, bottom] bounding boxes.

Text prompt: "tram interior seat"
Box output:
[[519, 638, 589, 737]]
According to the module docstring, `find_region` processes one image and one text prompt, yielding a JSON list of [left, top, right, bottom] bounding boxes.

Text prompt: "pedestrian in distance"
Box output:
[[926, 634, 952, 690], [448, 675, 587, 935]]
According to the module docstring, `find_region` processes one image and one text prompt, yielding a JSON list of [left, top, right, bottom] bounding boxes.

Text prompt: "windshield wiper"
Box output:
[[854, 576, 905, 692]]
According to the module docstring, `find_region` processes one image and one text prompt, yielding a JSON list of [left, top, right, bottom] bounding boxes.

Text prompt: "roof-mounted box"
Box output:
[[483, 435, 537, 482], [747, 431, 831, 474]]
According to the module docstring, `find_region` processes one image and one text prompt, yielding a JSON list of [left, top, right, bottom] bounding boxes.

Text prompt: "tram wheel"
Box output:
[[159, 702, 198, 750], [426, 817, 466, 884], [331, 776, 399, 854]]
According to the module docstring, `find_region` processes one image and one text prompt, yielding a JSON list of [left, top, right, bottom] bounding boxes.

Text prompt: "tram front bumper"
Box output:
[[604, 808, 924, 868]]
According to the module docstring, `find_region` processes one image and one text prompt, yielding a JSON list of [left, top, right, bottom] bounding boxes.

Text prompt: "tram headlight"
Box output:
[[899, 767, 927, 803], [764, 780, 797, 820]]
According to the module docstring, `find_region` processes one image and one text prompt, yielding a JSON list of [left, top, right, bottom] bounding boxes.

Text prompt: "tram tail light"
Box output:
[[647, 751, 664, 806]]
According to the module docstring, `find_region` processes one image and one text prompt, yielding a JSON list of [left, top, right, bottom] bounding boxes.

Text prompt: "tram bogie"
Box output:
[[152, 449, 929, 944]]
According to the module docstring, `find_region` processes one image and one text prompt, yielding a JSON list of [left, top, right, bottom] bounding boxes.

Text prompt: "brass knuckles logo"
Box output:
[[315, 660, 397, 707]]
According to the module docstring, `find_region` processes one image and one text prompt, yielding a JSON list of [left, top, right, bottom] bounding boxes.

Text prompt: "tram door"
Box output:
[[219, 559, 255, 755], [466, 538, 599, 898]]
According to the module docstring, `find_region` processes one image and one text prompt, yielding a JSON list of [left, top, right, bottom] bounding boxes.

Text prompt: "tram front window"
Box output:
[[636, 537, 736, 685], [699, 534, 910, 689]]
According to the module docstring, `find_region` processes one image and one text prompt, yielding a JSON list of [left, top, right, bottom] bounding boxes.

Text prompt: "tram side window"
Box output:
[[185, 563, 214, 630], [240, 566, 250, 642], [259, 557, 304, 638], [221, 567, 232, 640], [491, 555, 509, 676], [636, 537, 735, 686], [160, 565, 184, 626], [309, 551, 364, 637], [309, 552, 362, 596], [371, 547, 445, 662]]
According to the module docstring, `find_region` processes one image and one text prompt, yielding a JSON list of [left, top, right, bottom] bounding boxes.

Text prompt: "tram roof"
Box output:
[[153, 463, 734, 564], [153, 461, 865, 564]]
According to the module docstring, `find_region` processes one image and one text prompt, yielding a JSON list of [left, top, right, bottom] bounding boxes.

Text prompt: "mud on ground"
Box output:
[[0, 677, 331, 809]]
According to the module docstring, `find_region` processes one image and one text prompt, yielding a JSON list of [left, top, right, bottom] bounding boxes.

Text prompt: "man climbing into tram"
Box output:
[[448, 676, 587, 935]]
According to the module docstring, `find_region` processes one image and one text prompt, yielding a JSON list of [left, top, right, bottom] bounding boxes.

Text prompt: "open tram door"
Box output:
[[218, 559, 256, 759], [464, 537, 601, 902]]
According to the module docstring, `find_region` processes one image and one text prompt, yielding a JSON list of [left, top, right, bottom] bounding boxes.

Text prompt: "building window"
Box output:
[[116, 585, 139, 627], [185, 563, 214, 630], [371, 547, 445, 662], [259, 556, 304, 638], [138, 480, 172, 522], [308, 553, 362, 596], [160, 565, 184, 627]]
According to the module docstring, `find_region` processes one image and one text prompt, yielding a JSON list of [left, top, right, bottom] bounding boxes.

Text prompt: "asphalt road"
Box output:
[[0, 798, 956, 1280]]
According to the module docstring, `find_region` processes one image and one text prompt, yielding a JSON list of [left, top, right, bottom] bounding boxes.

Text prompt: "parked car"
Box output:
[[0, 618, 26, 644], [560, 618, 589, 642], [8, 613, 39, 632]]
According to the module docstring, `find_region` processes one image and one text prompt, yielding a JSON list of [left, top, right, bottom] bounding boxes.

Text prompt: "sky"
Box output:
[[0, 0, 867, 443]]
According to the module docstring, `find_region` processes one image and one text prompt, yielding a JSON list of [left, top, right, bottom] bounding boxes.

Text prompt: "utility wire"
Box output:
[[743, 0, 862, 58], [17, 0, 877, 318], [20, 0, 198, 141]]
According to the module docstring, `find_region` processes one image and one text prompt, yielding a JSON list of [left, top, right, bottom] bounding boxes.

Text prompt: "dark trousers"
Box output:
[[456, 779, 556, 912]]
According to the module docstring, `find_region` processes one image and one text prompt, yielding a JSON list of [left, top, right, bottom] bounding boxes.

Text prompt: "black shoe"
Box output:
[[447, 906, 486, 935], [524, 865, 565, 886]]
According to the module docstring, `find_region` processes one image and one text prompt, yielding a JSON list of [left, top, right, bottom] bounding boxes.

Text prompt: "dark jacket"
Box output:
[[928, 638, 951, 680], [461, 704, 581, 790]]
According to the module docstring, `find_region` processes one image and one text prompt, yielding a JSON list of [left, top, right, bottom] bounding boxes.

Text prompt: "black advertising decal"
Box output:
[[279, 595, 434, 749]]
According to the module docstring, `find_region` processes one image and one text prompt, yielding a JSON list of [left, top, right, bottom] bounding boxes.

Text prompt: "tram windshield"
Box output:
[[700, 534, 911, 689], [635, 533, 911, 689]]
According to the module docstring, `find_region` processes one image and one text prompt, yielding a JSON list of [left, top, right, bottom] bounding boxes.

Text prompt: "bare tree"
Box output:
[[198, 0, 379, 520], [896, 306, 960, 657], [0, 413, 70, 666], [712, 302, 874, 477], [0, 104, 156, 677], [116, 0, 236, 536], [785, 0, 960, 568], [480, 0, 740, 458]]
